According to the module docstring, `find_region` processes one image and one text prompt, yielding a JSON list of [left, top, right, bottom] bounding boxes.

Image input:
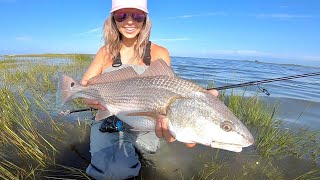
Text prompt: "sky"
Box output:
[[0, 0, 320, 66]]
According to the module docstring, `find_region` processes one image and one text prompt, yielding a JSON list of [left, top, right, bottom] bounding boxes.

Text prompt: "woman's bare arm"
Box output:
[[80, 46, 109, 110]]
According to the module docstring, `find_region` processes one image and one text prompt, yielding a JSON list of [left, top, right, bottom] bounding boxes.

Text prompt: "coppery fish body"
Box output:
[[57, 60, 254, 152]]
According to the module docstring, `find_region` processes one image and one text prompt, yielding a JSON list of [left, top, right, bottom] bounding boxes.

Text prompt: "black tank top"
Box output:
[[112, 41, 151, 67]]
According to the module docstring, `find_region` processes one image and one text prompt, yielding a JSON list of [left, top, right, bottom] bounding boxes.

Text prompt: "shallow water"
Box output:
[[2, 56, 320, 179]]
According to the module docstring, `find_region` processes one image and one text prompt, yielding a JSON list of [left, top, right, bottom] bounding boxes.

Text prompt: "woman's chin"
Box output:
[[122, 33, 139, 39]]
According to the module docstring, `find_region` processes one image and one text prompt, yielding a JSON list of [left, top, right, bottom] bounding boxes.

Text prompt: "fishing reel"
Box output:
[[99, 115, 123, 133]]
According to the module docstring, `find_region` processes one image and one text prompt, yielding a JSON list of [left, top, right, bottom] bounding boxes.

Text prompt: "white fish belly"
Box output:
[[116, 113, 156, 131]]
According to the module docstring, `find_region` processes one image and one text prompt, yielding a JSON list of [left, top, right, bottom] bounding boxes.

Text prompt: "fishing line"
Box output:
[[207, 72, 320, 95]]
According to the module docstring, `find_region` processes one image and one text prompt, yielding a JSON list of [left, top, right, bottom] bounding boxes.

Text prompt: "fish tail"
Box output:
[[56, 72, 79, 107]]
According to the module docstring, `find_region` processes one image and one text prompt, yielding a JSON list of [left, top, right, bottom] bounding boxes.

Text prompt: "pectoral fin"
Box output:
[[159, 95, 186, 115]]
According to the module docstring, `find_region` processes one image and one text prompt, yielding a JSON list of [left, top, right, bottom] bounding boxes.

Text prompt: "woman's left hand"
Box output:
[[155, 89, 219, 148]]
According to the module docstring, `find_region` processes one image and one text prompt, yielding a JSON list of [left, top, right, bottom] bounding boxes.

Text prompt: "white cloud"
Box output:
[[151, 37, 191, 42], [300, 55, 320, 61], [209, 49, 269, 56], [279, 5, 289, 9], [15, 36, 32, 41], [73, 27, 101, 36], [254, 13, 315, 19], [167, 12, 226, 19], [166, 11, 316, 21], [204, 49, 320, 62]]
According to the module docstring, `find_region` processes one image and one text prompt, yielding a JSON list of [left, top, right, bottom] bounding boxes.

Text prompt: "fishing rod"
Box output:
[[60, 107, 96, 115], [60, 72, 320, 115], [207, 72, 320, 96]]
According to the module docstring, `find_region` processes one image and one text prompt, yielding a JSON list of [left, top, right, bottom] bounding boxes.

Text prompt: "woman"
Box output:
[[81, 0, 218, 179]]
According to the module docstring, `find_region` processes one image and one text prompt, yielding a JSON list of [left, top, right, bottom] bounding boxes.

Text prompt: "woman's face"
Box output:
[[113, 8, 146, 40]]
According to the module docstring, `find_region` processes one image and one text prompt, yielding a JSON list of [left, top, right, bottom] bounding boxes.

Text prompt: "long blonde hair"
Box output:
[[103, 15, 152, 63]]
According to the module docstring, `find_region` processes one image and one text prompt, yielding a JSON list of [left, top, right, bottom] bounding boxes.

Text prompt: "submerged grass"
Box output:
[[0, 55, 319, 179], [0, 86, 56, 179]]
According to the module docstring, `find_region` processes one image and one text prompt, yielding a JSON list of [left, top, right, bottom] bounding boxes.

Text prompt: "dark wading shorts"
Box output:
[[86, 120, 160, 180], [86, 65, 160, 180]]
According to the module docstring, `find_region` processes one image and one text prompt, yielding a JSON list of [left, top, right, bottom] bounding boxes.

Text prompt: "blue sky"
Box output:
[[0, 0, 320, 66]]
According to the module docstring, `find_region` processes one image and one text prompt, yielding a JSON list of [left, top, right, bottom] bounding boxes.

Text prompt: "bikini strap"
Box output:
[[112, 54, 122, 67], [142, 41, 151, 66]]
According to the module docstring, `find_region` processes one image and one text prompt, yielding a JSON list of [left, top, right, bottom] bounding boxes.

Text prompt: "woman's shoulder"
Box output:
[[150, 43, 169, 54], [150, 42, 171, 65], [95, 45, 113, 66], [96, 45, 107, 57]]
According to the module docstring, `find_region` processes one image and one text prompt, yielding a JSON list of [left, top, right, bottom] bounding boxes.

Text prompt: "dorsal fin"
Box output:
[[141, 59, 176, 77], [87, 66, 139, 85]]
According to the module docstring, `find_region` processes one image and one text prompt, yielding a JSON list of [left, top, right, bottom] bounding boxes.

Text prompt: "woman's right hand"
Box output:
[[80, 80, 107, 111]]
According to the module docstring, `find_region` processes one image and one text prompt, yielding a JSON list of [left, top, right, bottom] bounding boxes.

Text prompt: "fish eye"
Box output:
[[71, 82, 75, 87], [221, 121, 234, 132]]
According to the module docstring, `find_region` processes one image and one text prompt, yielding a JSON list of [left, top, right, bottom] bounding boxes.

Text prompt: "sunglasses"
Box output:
[[113, 12, 146, 23]]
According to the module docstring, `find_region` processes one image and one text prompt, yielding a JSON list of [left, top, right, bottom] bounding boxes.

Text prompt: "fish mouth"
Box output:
[[210, 141, 252, 153]]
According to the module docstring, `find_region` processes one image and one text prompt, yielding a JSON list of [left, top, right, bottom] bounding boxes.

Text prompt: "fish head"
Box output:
[[206, 113, 254, 152], [168, 93, 254, 152]]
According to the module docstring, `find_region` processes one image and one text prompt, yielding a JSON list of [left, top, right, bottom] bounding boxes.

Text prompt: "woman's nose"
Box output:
[[125, 16, 134, 24]]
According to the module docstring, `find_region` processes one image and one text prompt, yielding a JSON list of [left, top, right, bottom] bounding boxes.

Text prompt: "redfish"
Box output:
[[57, 59, 254, 152]]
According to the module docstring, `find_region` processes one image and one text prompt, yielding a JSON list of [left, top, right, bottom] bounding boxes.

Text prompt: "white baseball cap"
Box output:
[[110, 0, 148, 13]]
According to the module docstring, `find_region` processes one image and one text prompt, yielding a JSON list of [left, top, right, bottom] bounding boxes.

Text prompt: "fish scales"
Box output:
[[76, 76, 205, 112], [57, 59, 254, 152]]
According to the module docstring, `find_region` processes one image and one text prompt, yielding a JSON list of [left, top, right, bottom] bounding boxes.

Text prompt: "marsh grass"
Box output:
[[72, 54, 93, 64], [37, 165, 91, 180], [0, 55, 319, 179], [5, 53, 92, 59], [237, 160, 284, 180], [0, 86, 57, 179], [0, 58, 18, 70], [193, 154, 227, 180], [294, 169, 320, 180], [0, 58, 17, 64], [0, 55, 91, 179]]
